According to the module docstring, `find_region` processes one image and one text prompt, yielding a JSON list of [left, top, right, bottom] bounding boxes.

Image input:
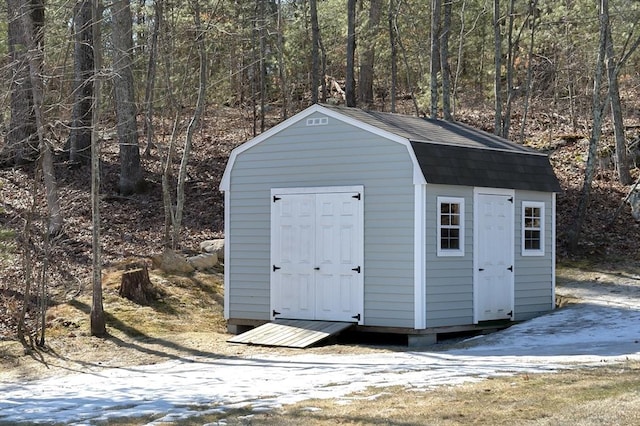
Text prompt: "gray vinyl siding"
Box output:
[[227, 113, 416, 327], [514, 191, 555, 321], [424, 184, 474, 327]]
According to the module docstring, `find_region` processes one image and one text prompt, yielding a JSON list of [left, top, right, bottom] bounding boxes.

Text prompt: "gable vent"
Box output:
[[306, 117, 328, 126]]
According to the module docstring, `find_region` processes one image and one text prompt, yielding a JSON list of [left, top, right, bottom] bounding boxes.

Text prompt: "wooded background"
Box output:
[[2, 0, 640, 338]]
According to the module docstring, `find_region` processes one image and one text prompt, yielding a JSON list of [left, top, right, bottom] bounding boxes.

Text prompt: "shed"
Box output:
[[220, 104, 561, 343]]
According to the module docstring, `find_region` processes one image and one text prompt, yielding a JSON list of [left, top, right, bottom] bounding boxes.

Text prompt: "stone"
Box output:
[[151, 249, 195, 274], [200, 238, 225, 261], [187, 252, 219, 270]]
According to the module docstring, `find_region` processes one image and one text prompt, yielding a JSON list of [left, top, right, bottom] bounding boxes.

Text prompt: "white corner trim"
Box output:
[[551, 192, 557, 310], [414, 184, 427, 329], [223, 190, 230, 320]]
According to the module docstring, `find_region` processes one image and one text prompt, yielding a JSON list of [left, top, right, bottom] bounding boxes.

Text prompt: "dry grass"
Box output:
[[45, 264, 226, 338], [2, 261, 640, 425], [180, 362, 640, 425]]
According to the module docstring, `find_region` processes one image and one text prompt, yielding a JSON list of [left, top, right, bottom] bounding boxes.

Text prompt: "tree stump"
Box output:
[[119, 265, 155, 305]]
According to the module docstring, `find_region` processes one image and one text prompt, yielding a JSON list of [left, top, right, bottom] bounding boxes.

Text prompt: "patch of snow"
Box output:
[[1, 284, 639, 425]]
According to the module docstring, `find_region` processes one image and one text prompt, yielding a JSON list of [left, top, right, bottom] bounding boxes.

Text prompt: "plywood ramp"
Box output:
[[227, 319, 354, 348]]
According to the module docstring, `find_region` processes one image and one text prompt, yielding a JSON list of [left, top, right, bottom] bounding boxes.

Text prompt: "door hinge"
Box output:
[[273, 195, 281, 202], [351, 266, 361, 273], [273, 309, 281, 317], [351, 313, 361, 321], [273, 265, 281, 272], [508, 196, 513, 203], [478, 268, 485, 271], [507, 310, 513, 317], [352, 193, 361, 200], [507, 265, 513, 272]]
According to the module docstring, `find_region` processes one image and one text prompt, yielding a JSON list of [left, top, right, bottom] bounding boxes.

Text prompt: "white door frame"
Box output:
[[473, 187, 515, 323], [270, 186, 364, 324]]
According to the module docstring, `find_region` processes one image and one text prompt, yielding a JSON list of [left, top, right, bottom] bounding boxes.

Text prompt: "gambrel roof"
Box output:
[[220, 104, 561, 193], [323, 105, 561, 192]]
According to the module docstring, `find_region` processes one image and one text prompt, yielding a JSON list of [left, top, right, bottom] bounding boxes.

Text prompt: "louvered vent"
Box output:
[[306, 117, 328, 126]]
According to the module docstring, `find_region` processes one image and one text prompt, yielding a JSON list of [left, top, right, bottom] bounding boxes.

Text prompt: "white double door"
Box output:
[[474, 191, 515, 322], [271, 188, 364, 323]]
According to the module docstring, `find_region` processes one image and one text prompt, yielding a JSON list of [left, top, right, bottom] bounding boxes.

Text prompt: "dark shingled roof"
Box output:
[[323, 105, 561, 192]]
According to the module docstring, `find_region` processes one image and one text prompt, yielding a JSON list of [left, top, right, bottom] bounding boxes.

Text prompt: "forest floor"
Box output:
[[1, 103, 640, 423], [1, 104, 640, 410]]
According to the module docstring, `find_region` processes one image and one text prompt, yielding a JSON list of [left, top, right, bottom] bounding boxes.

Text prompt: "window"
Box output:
[[522, 202, 544, 256], [437, 197, 464, 256]]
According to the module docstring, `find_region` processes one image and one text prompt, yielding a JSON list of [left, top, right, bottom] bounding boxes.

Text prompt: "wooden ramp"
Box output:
[[227, 320, 354, 348]]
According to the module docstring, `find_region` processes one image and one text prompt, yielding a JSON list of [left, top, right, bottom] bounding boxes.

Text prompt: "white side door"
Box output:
[[271, 188, 364, 323], [475, 192, 514, 322]]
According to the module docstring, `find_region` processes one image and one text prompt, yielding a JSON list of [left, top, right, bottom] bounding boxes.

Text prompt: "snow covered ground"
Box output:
[[1, 278, 639, 425]]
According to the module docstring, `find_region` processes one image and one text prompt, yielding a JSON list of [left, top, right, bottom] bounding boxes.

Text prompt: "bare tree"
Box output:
[[276, 0, 289, 117], [310, 0, 321, 104], [568, 0, 608, 252], [359, 0, 382, 108], [388, 0, 398, 112], [2, 0, 41, 165], [604, 21, 640, 185], [518, 0, 539, 144], [346, 0, 357, 107], [69, 0, 94, 164], [143, 0, 162, 157], [440, 0, 453, 120], [493, 0, 503, 135], [91, 0, 106, 337], [16, 0, 63, 236], [112, 0, 143, 195], [163, 0, 207, 249], [430, 0, 441, 118]]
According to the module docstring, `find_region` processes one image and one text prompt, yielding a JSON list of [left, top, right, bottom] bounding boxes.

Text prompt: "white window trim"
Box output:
[[522, 201, 545, 256], [437, 196, 465, 257]]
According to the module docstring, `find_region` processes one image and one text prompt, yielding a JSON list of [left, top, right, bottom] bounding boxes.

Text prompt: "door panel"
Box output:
[[272, 194, 316, 319], [272, 190, 363, 323], [476, 193, 514, 322], [315, 193, 361, 321]]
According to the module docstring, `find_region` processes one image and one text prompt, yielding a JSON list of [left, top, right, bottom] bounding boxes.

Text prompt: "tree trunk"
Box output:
[[345, 0, 357, 107], [493, 0, 503, 135], [310, 0, 320, 104], [171, 0, 207, 248], [518, 0, 539, 144], [17, 0, 63, 236], [388, 0, 397, 113], [605, 25, 632, 185], [440, 0, 452, 120], [430, 0, 441, 118], [119, 265, 154, 305], [359, 0, 382, 108], [69, 0, 94, 164], [3, 0, 41, 165], [276, 0, 288, 118], [112, 0, 143, 195], [143, 0, 162, 158], [91, 0, 106, 338], [568, 0, 608, 252], [501, 0, 515, 138]]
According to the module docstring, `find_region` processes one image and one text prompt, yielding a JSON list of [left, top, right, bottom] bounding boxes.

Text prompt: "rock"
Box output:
[[151, 249, 195, 274], [200, 238, 225, 261], [187, 253, 218, 270]]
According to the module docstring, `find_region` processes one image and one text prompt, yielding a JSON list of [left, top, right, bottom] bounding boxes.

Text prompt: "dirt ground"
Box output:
[[2, 262, 638, 386]]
